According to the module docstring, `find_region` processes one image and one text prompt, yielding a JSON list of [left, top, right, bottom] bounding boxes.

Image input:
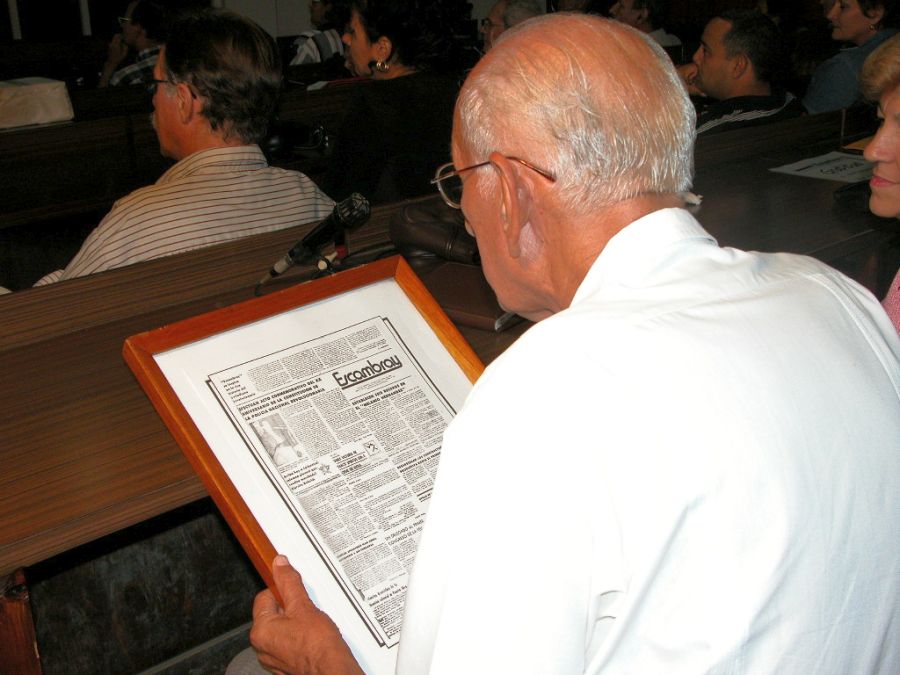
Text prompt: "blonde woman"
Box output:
[[861, 32, 900, 330]]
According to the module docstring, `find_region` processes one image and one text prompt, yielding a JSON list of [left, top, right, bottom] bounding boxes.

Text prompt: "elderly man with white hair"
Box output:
[[243, 14, 900, 675]]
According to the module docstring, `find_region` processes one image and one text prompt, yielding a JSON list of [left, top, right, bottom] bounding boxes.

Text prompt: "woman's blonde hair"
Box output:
[[861, 33, 900, 101]]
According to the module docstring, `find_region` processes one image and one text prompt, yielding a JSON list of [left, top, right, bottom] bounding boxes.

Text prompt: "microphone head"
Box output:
[[335, 193, 371, 231]]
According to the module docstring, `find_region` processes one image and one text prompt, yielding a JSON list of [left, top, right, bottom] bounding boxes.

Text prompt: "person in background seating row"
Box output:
[[322, 0, 467, 205], [100, 0, 166, 87], [861, 32, 900, 330], [37, 10, 332, 286], [680, 10, 803, 135]]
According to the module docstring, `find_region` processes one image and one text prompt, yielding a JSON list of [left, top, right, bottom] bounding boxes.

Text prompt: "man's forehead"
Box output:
[[703, 18, 730, 45]]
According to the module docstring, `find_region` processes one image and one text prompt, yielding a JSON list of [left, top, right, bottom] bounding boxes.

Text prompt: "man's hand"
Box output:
[[98, 34, 130, 87], [106, 34, 130, 68], [249, 555, 364, 675], [676, 63, 704, 97]]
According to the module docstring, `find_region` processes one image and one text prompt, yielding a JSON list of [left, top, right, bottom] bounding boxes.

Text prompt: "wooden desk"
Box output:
[[693, 111, 897, 292], [0, 195, 521, 578]]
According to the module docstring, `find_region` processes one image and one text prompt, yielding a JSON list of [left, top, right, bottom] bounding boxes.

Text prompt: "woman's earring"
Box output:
[[374, 60, 390, 73]]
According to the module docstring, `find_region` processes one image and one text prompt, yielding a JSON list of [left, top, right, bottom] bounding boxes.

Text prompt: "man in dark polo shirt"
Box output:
[[679, 9, 803, 135]]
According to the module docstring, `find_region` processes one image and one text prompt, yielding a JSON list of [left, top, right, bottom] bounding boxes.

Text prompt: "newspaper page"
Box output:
[[207, 316, 451, 647], [152, 278, 474, 673]]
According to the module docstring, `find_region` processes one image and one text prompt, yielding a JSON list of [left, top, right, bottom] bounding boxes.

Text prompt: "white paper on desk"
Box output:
[[769, 151, 873, 183]]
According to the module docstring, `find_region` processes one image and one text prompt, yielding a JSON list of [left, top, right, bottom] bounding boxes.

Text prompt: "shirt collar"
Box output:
[[137, 45, 161, 59], [158, 145, 269, 183], [571, 207, 717, 307]]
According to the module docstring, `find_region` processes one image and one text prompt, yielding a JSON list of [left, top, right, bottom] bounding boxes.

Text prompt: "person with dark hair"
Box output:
[[290, 0, 350, 65], [99, 0, 166, 87], [321, 0, 466, 204], [679, 9, 803, 134], [610, 0, 681, 47], [803, 0, 898, 113], [35, 9, 332, 286]]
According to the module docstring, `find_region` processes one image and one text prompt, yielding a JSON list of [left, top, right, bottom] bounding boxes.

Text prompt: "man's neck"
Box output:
[[547, 193, 685, 314], [134, 36, 158, 54], [171, 132, 252, 163], [723, 79, 772, 99]]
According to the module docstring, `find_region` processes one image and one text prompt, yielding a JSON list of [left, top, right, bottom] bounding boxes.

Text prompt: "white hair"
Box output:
[[458, 14, 695, 214]]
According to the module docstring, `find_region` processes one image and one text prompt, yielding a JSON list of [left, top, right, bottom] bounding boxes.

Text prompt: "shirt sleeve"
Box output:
[[33, 269, 64, 286], [33, 199, 133, 285], [290, 35, 320, 65]]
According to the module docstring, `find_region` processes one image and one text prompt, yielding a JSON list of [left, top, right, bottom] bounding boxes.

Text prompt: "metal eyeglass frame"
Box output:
[[431, 157, 556, 209]]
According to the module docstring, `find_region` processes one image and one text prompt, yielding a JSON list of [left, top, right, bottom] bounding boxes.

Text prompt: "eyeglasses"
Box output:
[[117, 16, 131, 26], [431, 157, 556, 209]]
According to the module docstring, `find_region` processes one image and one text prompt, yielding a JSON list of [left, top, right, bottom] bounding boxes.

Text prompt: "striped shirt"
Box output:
[[109, 45, 162, 87], [696, 90, 803, 136], [35, 146, 333, 285], [289, 29, 344, 66]]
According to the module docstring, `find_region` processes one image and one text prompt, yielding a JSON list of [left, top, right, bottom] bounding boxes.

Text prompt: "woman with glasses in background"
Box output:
[[322, 0, 470, 205]]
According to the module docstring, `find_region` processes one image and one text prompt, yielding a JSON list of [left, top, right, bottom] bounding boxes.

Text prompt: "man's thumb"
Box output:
[[271, 555, 313, 612]]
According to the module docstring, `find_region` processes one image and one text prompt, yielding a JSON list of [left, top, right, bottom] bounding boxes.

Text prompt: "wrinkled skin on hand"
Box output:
[[250, 556, 364, 675]]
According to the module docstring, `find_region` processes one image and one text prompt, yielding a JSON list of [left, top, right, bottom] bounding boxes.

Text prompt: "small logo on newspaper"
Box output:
[[333, 356, 402, 389]]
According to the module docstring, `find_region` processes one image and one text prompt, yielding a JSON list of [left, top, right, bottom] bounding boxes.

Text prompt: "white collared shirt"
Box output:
[[398, 208, 900, 674]]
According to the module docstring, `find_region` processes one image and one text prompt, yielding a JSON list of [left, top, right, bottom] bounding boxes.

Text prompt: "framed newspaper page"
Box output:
[[123, 255, 483, 674]]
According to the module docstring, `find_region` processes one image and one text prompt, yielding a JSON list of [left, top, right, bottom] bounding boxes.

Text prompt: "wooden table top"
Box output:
[[0, 196, 525, 575], [1, 112, 894, 576]]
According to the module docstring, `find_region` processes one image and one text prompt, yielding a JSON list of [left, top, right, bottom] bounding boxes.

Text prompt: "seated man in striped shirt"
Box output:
[[677, 9, 803, 135], [290, 0, 348, 66], [36, 9, 333, 286], [99, 0, 166, 88]]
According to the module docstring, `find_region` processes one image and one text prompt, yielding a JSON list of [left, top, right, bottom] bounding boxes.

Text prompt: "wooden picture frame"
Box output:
[[123, 256, 483, 673]]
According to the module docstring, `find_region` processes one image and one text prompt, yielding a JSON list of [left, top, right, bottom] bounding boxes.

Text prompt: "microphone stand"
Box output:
[[254, 237, 397, 297]]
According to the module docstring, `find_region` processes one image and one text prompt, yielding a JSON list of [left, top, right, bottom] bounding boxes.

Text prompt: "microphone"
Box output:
[[258, 193, 370, 287]]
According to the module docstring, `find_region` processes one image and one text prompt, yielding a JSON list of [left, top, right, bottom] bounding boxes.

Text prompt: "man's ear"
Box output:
[[864, 5, 885, 25], [490, 152, 537, 259], [175, 83, 198, 125], [731, 52, 750, 80]]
